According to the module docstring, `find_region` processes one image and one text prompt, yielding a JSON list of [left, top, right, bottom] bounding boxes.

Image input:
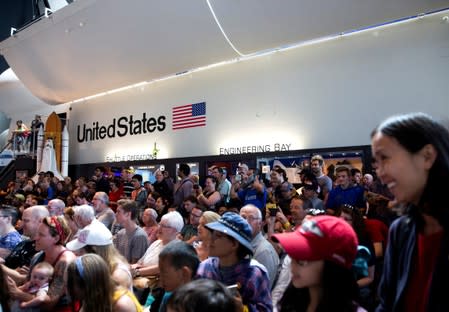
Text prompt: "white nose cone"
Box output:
[[40, 138, 64, 181]]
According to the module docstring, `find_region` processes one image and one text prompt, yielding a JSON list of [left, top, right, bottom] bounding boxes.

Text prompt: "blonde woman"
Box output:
[[67, 254, 142, 312], [194, 211, 220, 261], [66, 223, 133, 290]]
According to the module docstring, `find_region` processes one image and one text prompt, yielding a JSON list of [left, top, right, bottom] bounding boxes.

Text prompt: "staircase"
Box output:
[[0, 154, 36, 189]]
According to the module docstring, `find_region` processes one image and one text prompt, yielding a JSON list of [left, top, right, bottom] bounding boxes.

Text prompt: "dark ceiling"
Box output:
[[0, 1, 38, 73]]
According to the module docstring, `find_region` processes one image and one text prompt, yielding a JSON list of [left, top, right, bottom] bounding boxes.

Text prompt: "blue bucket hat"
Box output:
[[205, 212, 253, 255]]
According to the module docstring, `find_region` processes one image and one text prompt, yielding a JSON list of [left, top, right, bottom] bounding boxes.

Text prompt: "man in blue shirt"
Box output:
[[326, 166, 365, 215]]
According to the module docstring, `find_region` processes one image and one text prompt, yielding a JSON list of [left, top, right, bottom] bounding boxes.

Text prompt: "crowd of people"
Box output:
[[0, 112, 447, 311]]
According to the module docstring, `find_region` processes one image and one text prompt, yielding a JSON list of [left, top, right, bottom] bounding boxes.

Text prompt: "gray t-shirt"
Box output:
[[114, 226, 149, 264]]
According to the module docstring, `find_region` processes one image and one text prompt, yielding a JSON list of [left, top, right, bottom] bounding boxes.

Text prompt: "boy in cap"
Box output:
[[196, 212, 272, 312], [271, 215, 363, 311]]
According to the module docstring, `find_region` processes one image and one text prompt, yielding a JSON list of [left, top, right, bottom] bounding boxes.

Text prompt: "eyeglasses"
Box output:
[[190, 213, 202, 218], [159, 224, 173, 229], [0, 215, 8, 218]]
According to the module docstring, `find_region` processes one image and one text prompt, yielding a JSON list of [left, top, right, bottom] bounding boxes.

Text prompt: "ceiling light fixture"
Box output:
[[206, 0, 246, 57]]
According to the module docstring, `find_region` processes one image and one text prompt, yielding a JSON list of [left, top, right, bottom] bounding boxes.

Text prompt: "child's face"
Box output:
[[159, 258, 187, 292], [30, 268, 51, 288], [290, 259, 324, 289]]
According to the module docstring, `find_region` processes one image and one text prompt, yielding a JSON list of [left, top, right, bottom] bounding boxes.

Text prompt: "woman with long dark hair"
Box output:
[[371, 113, 449, 311]]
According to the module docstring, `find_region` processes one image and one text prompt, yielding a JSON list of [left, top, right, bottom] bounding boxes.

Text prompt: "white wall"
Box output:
[[68, 11, 449, 165]]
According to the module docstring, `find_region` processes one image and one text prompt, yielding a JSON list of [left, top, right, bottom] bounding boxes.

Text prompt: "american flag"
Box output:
[[172, 102, 206, 130]]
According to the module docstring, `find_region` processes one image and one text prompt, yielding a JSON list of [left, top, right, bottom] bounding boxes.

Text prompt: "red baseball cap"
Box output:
[[272, 216, 358, 269]]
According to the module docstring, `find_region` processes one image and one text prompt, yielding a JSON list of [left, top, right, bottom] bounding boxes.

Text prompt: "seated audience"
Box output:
[[196, 212, 272, 312]]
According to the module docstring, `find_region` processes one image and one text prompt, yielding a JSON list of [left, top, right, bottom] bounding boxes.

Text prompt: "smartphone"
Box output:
[[266, 203, 278, 217]]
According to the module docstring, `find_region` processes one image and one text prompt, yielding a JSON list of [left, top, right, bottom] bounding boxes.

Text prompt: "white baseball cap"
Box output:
[[66, 223, 112, 251]]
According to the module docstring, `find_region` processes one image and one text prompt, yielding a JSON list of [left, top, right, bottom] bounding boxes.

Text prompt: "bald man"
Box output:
[[2, 206, 49, 285], [4, 206, 49, 269]]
